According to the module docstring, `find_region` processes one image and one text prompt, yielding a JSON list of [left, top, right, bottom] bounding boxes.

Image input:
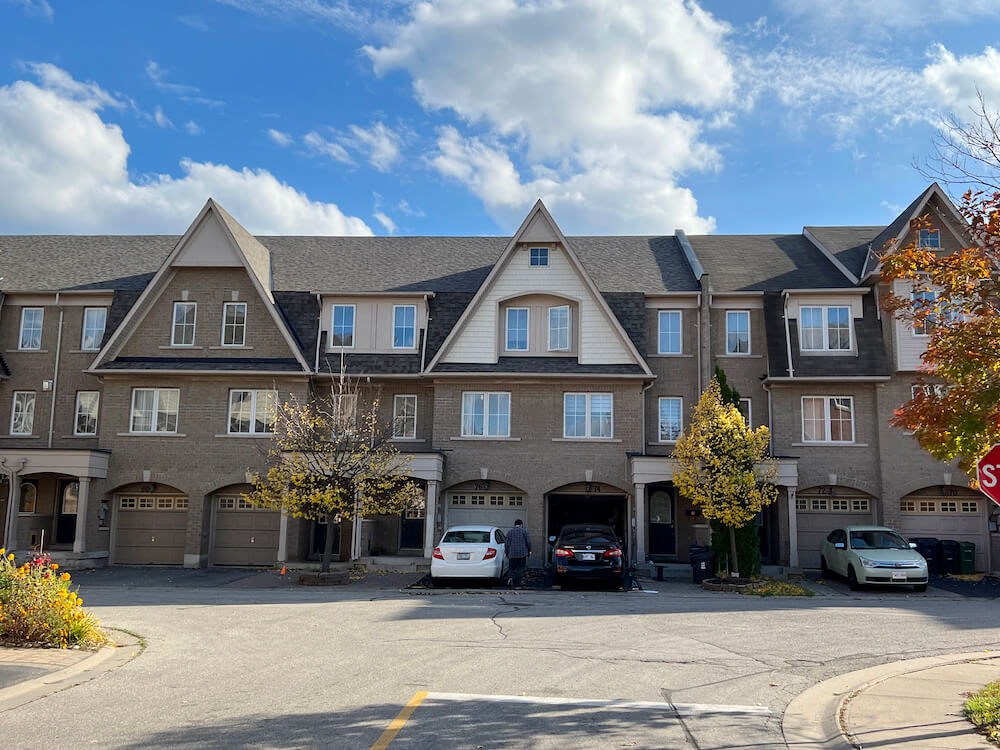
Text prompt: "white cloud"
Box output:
[[777, 0, 1000, 33], [185, 120, 202, 135], [153, 105, 173, 129], [22, 62, 125, 109], [8, 0, 52, 20], [0, 66, 371, 235], [397, 198, 423, 217], [266, 128, 294, 147], [343, 122, 401, 172], [146, 60, 200, 96], [177, 15, 209, 31], [365, 0, 727, 233], [922, 44, 1000, 112], [373, 211, 397, 234], [303, 130, 355, 165]]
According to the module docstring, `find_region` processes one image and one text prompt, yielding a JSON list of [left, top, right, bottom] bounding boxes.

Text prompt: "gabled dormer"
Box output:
[[89, 200, 311, 375]]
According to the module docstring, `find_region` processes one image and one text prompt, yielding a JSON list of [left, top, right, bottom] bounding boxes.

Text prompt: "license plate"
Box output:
[[579, 553, 596, 561], [457, 552, 470, 561], [891, 571, 907, 581]]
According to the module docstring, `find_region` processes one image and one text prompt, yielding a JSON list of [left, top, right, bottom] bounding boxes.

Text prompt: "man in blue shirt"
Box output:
[[505, 519, 531, 588]]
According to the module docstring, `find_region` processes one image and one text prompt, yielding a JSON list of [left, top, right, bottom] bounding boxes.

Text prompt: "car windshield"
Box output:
[[442, 530, 490, 544], [559, 529, 617, 546], [849, 530, 909, 550]]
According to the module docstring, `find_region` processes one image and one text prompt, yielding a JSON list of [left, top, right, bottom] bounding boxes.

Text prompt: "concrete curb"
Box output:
[[0, 631, 143, 712], [782, 651, 1000, 749]]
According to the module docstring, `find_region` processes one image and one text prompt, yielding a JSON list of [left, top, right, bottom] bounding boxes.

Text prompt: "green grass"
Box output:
[[739, 578, 815, 597], [965, 679, 1000, 745]]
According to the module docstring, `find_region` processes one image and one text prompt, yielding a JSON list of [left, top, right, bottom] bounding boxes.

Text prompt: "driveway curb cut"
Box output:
[[0, 632, 143, 712], [782, 650, 1000, 749]]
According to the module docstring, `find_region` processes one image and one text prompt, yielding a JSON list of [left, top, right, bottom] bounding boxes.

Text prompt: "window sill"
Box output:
[[214, 433, 273, 438], [158, 345, 203, 350], [17, 512, 38, 517], [118, 432, 187, 437], [791, 441, 868, 447], [450, 436, 520, 441], [209, 345, 254, 350], [553, 437, 622, 443], [5, 434, 41, 439], [391, 438, 426, 443], [6, 349, 48, 353], [717, 354, 762, 359], [68, 349, 101, 354], [62, 434, 97, 439], [649, 353, 692, 358], [798, 350, 856, 357], [648, 441, 678, 446]]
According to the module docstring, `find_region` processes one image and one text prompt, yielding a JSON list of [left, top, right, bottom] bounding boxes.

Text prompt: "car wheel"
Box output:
[[913, 583, 927, 593], [847, 566, 861, 591], [820, 556, 831, 578]]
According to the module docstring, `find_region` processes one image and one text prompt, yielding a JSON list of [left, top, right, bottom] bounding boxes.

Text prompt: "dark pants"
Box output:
[[508, 556, 527, 587]]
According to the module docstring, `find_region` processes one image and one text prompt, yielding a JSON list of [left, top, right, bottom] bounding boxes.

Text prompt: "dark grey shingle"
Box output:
[[804, 226, 881, 281]]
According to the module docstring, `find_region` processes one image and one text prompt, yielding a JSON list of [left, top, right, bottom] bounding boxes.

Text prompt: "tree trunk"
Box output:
[[321, 516, 335, 573], [728, 525, 740, 579]]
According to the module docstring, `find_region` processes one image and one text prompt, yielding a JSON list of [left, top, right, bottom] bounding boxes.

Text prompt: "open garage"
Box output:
[[113, 490, 189, 565], [795, 487, 875, 569], [212, 495, 280, 566], [546, 483, 628, 548]]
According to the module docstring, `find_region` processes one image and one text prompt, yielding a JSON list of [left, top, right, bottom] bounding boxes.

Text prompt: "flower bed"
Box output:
[[965, 678, 1000, 745], [0, 550, 107, 648]]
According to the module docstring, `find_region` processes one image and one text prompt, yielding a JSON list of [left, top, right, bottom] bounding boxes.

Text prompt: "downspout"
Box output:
[[782, 291, 794, 379], [763, 382, 774, 455], [313, 293, 322, 373], [47, 293, 64, 449], [420, 293, 431, 372], [695, 294, 702, 392], [640, 381, 654, 453]]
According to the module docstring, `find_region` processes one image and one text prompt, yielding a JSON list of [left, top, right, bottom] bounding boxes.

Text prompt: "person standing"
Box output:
[[505, 519, 531, 588]]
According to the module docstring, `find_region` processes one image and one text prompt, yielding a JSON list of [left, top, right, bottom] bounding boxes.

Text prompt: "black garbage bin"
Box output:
[[937, 539, 961, 575], [689, 545, 714, 584], [909, 537, 939, 575]]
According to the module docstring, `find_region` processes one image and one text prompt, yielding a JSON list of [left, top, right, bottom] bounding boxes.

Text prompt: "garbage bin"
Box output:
[[689, 544, 714, 584], [909, 537, 939, 575], [959, 541, 976, 575], [937, 539, 961, 575]]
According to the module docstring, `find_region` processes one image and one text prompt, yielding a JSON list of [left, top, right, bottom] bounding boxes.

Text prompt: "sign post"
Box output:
[[976, 444, 1000, 508]]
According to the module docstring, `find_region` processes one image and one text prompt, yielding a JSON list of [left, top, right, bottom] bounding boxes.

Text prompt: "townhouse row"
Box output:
[[0, 185, 994, 572]]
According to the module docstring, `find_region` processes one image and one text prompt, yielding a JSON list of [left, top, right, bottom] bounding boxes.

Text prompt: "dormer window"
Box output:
[[505, 308, 529, 351], [393, 305, 416, 349], [800, 306, 851, 351], [918, 229, 940, 248], [548, 306, 570, 351], [330, 304, 355, 348], [529, 247, 549, 267]]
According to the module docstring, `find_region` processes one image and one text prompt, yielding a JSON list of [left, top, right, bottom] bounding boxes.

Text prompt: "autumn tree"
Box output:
[[245, 378, 424, 572], [673, 378, 778, 579]]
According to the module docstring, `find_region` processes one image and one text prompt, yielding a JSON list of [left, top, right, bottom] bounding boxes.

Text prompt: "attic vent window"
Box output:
[[529, 247, 549, 267]]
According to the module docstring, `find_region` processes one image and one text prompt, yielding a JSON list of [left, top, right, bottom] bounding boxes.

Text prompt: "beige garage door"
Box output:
[[444, 492, 524, 538], [213, 496, 280, 566], [115, 495, 188, 565], [796, 495, 875, 569], [898, 496, 988, 572]]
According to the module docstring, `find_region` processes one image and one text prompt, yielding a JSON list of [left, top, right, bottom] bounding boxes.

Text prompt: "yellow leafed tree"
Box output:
[[673, 378, 778, 578]]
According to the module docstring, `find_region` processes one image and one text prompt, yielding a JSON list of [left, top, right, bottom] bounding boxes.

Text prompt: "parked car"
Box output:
[[431, 526, 508, 585], [820, 526, 929, 592], [549, 524, 625, 588]]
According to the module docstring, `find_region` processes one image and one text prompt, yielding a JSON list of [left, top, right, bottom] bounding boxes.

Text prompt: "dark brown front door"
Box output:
[[55, 480, 78, 545]]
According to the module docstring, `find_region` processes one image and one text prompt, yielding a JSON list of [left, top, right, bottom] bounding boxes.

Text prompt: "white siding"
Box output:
[[891, 279, 928, 372], [787, 294, 864, 320], [441, 244, 634, 365]]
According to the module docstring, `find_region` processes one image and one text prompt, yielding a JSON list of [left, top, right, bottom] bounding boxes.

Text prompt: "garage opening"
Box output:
[[547, 492, 627, 547]]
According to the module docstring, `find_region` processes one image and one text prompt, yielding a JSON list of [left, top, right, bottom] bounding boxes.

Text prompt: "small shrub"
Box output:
[[740, 578, 815, 597], [966, 679, 1000, 745], [0, 549, 107, 648]]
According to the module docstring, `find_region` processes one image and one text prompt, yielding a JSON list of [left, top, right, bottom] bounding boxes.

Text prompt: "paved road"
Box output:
[[2, 572, 1000, 749]]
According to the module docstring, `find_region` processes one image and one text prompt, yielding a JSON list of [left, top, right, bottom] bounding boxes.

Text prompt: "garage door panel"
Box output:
[[446, 508, 522, 531], [797, 511, 873, 569], [214, 508, 280, 566], [899, 515, 987, 572], [115, 509, 187, 566]]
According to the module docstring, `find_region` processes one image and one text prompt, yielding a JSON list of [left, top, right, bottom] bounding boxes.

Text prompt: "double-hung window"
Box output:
[[330, 392, 358, 435], [19, 308, 43, 350], [726, 311, 750, 354], [658, 397, 682, 442], [222, 302, 247, 346], [10, 391, 35, 435], [548, 306, 570, 351], [564, 393, 613, 439], [393, 394, 417, 439], [461, 392, 510, 437], [800, 306, 851, 351], [330, 304, 355, 347], [505, 308, 529, 351], [911, 291, 937, 336], [228, 389, 276, 434], [130, 388, 179, 433], [74, 391, 100, 436], [918, 229, 940, 248], [171, 302, 197, 346], [393, 305, 416, 349], [657, 311, 681, 354], [801, 396, 854, 443], [81, 308, 107, 351], [530, 247, 549, 266], [738, 398, 752, 427]]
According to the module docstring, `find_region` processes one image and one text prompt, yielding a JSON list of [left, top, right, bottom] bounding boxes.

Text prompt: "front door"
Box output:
[[648, 489, 676, 557], [399, 507, 425, 550], [55, 480, 78, 545]]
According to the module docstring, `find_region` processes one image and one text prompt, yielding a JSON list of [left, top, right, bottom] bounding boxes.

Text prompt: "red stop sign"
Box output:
[[977, 444, 1000, 507]]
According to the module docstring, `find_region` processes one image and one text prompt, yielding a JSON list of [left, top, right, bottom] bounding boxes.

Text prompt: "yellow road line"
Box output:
[[369, 690, 428, 750]]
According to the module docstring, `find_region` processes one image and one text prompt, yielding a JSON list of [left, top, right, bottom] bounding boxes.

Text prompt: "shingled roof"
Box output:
[[804, 226, 881, 281]]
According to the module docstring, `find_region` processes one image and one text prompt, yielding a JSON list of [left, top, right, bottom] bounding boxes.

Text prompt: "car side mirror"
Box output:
[[834, 542, 845, 550], [909, 542, 917, 549], [548, 536, 556, 543]]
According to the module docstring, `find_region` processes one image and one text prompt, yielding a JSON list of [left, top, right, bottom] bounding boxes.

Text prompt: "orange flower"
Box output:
[[50, 564, 59, 570]]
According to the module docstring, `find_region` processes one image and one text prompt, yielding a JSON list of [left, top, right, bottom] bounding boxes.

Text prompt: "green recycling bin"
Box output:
[[958, 541, 976, 575]]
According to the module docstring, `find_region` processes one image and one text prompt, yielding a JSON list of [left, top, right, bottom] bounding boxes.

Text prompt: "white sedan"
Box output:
[[431, 525, 508, 585]]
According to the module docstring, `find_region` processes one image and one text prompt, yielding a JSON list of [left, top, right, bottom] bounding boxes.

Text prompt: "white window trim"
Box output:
[[130, 388, 180, 434], [392, 304, 418, 350], [799, 306, 853, 352], [81, 307, 107, 351], [918, 229, 941, 248], [505, 307, 530, 352], [10, 391, 35, 435], [392, 394, 418, 439], [726, 310, 751, 355], [657, 310, 682, 355], [18, 307, 43, 351], [171, 301, 197, 347], [329, 304, 356, 349], [74, 391, 100, 436], [910, 290, 936, 338], [739, 397, 752, 427], [800, 395, 855, 444], [547, 305, 570, 352], [563, 392, 614, 439], [461, 391, 511, 438], [227, 389, 277, 435], [221, 301, 248, 347], [657, 396, 682, 443], [529, 247, 549, 267]]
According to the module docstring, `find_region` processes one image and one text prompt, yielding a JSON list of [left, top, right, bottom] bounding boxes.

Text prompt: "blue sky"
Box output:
[[1, 0, 999, 237]]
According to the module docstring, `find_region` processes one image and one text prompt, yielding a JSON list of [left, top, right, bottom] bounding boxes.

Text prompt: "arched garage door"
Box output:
[[213, 495, 280, 567], [796, 487, 875, 569], [898, 487, 988, 572], [114, 493, 188, 565]]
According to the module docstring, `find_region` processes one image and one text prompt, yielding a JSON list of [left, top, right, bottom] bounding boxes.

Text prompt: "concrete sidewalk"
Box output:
[[784, 652, 1000, 749]]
